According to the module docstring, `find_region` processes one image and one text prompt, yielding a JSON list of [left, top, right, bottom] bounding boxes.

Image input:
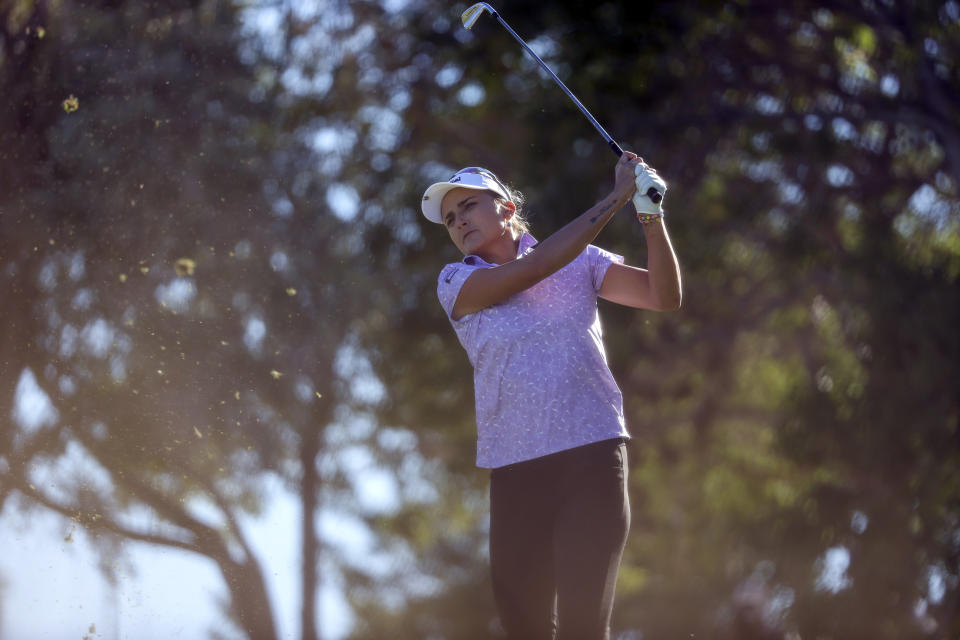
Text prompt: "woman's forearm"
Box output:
[[642, 220, 682, 310], [523, 188, 634, 280]]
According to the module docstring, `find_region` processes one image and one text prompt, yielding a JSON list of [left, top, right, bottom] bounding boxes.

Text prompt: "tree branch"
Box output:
[[1, 471, 197, 554]]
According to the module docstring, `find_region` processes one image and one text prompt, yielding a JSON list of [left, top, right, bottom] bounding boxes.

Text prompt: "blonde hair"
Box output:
[[492, 186, 529, 238]]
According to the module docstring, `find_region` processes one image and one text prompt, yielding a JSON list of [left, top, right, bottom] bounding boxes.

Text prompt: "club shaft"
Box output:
[[491, 12, 623, 157], [482, 6, 662, 203]]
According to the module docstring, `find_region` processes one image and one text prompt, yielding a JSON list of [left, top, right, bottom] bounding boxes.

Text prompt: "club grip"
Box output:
[[609, 140, 663, 203]]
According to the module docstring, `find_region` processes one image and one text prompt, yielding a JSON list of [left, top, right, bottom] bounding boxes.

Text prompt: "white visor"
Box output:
[[421, 167, 511, 224]]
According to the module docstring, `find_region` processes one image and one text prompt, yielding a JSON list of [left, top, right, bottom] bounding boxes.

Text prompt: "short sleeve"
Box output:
[[585, 245, 624, 291], [437, 262, 483, 321]]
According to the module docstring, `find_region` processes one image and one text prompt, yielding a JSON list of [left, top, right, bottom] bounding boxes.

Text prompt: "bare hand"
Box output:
[[614, 151, 642, 198]]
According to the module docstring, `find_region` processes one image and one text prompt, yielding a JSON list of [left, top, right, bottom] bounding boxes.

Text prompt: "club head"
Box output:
[[461, 2, 494, 30]]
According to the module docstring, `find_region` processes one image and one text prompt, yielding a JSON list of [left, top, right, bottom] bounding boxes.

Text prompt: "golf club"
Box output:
[[461, 2, 662, 203]]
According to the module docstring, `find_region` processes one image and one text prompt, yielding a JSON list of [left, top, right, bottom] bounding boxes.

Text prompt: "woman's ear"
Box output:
[[498, 199, 517, 219]]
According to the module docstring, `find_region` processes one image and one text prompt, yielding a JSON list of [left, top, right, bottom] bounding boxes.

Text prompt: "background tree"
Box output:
[[0, 1, 384, 637], [0, 1, 292, 636]]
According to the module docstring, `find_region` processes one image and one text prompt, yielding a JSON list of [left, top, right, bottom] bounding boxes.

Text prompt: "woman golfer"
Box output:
[[421, 151, 681, 640]]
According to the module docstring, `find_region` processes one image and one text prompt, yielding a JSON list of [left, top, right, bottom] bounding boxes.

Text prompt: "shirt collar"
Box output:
[[517, 232, 538, 255], [463, 233, 538, 266]]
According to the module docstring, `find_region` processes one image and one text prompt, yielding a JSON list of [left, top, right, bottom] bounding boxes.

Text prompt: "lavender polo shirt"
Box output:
[[437, 233, 630, 469]]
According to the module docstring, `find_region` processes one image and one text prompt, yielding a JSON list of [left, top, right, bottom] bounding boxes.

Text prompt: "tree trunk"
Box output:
[[212, 540, 278, 640], [300, 419, 322, 640]]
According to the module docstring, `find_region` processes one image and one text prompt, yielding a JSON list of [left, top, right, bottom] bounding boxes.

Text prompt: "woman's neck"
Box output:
[[477, 232, 520, 265]]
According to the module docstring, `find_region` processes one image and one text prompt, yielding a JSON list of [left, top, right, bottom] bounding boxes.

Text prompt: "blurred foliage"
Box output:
[[1, 0, 958, 639]]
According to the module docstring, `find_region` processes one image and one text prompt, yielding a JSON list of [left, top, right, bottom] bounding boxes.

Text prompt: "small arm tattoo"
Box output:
[[590, 201, 615, 224]]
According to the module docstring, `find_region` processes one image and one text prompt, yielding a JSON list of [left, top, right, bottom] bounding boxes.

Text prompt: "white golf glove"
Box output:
[[633, 163, 667, 216]]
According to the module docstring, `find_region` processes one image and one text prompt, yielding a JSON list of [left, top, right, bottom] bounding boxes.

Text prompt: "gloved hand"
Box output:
[[633, 163, 667, 216]]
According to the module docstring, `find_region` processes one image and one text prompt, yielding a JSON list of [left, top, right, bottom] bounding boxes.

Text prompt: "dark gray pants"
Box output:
[[489, 439, 631, 640]]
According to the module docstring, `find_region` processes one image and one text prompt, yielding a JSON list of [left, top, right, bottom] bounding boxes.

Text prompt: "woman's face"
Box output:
[[440, 188, 515, 257]]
